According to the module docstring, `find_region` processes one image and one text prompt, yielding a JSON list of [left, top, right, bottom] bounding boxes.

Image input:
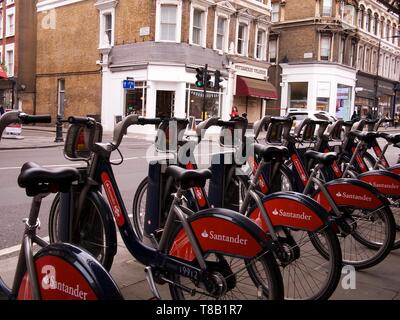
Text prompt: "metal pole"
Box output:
[[374, 39, 381, 118], [54, 114, 64, 142], [202, 64, 208, 121]]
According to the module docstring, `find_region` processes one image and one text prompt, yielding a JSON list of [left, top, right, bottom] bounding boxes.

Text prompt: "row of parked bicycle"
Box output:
[[0, 110, 398, 300]]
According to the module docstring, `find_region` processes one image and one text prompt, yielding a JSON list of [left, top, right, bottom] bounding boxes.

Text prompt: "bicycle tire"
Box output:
[[48, 191, 116, 271], [165, 224, 284, 300], [313, 205, 395, 270], [132, 177, 148, 241]]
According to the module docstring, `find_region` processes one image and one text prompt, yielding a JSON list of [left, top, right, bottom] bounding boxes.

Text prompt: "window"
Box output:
[[6, 12, 14, 36], [237, 23, 248, 55], [373, 14, 378, 35], [365, 48, 371, 72], [320, 35, 331, 61], [386, 21, 390, 39], [392, 25, 397, 44], [371, 51, 377, 74], [365, 11, 371, 33], [358, 7, 364, 28], [186, 84, 222, 120], [191, 9, 205, 46], [215, 16, 227, 51], [100, 12, 113, 47], [288, 82, 308, 109], [322, 0, 332, 17], [269, 38, 277, 63], [58, 79, 65, 116], [160, 4, 178, 41], [357, 45, 364, 70], [350, 42, 356, 67], [6, 48, 13, 76], [381, 18, 385, 38], [271, 3, 280, 22], [255, 28, 266, 60], [339, 38, 345, 64], [125, 81, 147, 117]]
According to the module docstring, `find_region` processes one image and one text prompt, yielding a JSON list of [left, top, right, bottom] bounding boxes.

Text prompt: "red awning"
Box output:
[[0, 66, 7, 79], [236, 76, 278, 100]]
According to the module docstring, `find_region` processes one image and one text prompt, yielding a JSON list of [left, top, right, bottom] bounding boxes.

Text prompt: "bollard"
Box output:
[[54, 115, 64, 142]]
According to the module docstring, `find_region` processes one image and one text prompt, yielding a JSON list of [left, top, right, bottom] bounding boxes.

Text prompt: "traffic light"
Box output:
[[205, 72, 212, 88], [195, 67, 205, 88], [214, 70, 223, 90]]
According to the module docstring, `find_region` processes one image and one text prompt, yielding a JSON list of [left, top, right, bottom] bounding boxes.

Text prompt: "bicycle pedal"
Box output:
[[144, 266, 162, 300]]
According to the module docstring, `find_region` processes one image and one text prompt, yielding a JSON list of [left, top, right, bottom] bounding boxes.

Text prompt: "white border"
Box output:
[[37, 0, 85, 12]]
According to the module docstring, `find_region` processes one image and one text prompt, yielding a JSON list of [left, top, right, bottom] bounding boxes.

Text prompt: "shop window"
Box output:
[[288, 82, 308, 109], [186, 84, 221, 120], [336, 84, 352, 120], [125, 81, 147, 117], [317, 98, 329, 111]]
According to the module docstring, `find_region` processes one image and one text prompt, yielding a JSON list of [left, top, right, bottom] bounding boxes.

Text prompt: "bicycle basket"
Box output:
[[64, 122, 103, 160], [154, 118, 188, 152]]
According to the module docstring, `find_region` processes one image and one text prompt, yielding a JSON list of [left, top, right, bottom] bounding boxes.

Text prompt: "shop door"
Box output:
[[156, 90, 175, 118]]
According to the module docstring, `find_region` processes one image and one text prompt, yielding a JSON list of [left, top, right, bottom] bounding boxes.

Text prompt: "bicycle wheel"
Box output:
[[132, 177, 148, 240], [384, 199, 400, 250], [167, 250, 284, 300], [48, 191, 116, 271], [277, 226, 342, 300], [313, 205, 395, 270]]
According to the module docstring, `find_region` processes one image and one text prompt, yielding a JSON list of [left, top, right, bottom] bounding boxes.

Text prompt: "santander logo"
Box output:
[[41, 265, 89, 300], [201, 229, 249, 245], [271, 208, 312, 221], [335, 191, 372, 202]]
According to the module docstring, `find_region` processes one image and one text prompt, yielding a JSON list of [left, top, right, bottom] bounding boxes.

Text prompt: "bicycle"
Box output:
[[0, 111, 122, 300], [48, 114, 285, 300]]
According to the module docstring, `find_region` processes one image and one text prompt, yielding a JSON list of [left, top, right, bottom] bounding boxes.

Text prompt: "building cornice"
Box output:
[[37, 0, 85, 12]]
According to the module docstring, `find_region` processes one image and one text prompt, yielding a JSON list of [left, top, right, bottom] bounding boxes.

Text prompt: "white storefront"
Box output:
[[280, 63, 357, 120], [100, 62, 228, 133]]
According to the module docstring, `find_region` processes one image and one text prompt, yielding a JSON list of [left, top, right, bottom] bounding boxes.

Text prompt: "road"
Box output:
[[0, 137, 152, 250]]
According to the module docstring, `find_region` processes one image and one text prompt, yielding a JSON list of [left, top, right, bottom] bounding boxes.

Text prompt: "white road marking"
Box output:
[[0, 236, 50, 257]]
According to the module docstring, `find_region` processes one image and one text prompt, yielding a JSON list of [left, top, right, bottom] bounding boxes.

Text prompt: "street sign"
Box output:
[[123, 80, 135, 89]]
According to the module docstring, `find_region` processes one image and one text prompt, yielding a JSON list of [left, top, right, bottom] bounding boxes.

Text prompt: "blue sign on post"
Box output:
[[123, 79, 135, 89]]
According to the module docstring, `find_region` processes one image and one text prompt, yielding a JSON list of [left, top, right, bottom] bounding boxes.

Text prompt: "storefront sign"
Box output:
[[234, 64, 267, 80]]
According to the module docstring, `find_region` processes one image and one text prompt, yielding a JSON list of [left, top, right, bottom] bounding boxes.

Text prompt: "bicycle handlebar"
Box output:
[[66, 116, 96, 127], [0, 111, 52, 141]]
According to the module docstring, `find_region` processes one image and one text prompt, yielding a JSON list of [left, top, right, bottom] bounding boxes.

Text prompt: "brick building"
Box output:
[[36, 0, 277, 130], [269, 0, 399, 120], [0, 0, 36, 113], [36, 0, 102, 122]]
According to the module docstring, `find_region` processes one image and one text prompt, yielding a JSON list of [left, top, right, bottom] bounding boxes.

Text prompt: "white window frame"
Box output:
[[213, 12, 230, 53], [322, 0, 332, 17], [5, 43, 14, 77], [236, 18, 250, 56], [268, 38, 277, 64], [254, 25, 267, 61], [5, 7, 15, 37], [155, 0, 182, 43], [6, 0, 15, 5], [0, 13, 3, 39], [271, 2, 280, 23], [98, 8, 115, 49], [319, 34, 332, 61], [189, 2, 208, 47]]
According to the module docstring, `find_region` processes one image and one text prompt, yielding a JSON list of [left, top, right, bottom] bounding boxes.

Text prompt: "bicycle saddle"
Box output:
[[253, 143, 289, 162], [349, 130, 378, 142], [379, 132, 400, 144], [165, 165, 212, 189], [305, 150, 338, 166], [18, 162, 80, 196]]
